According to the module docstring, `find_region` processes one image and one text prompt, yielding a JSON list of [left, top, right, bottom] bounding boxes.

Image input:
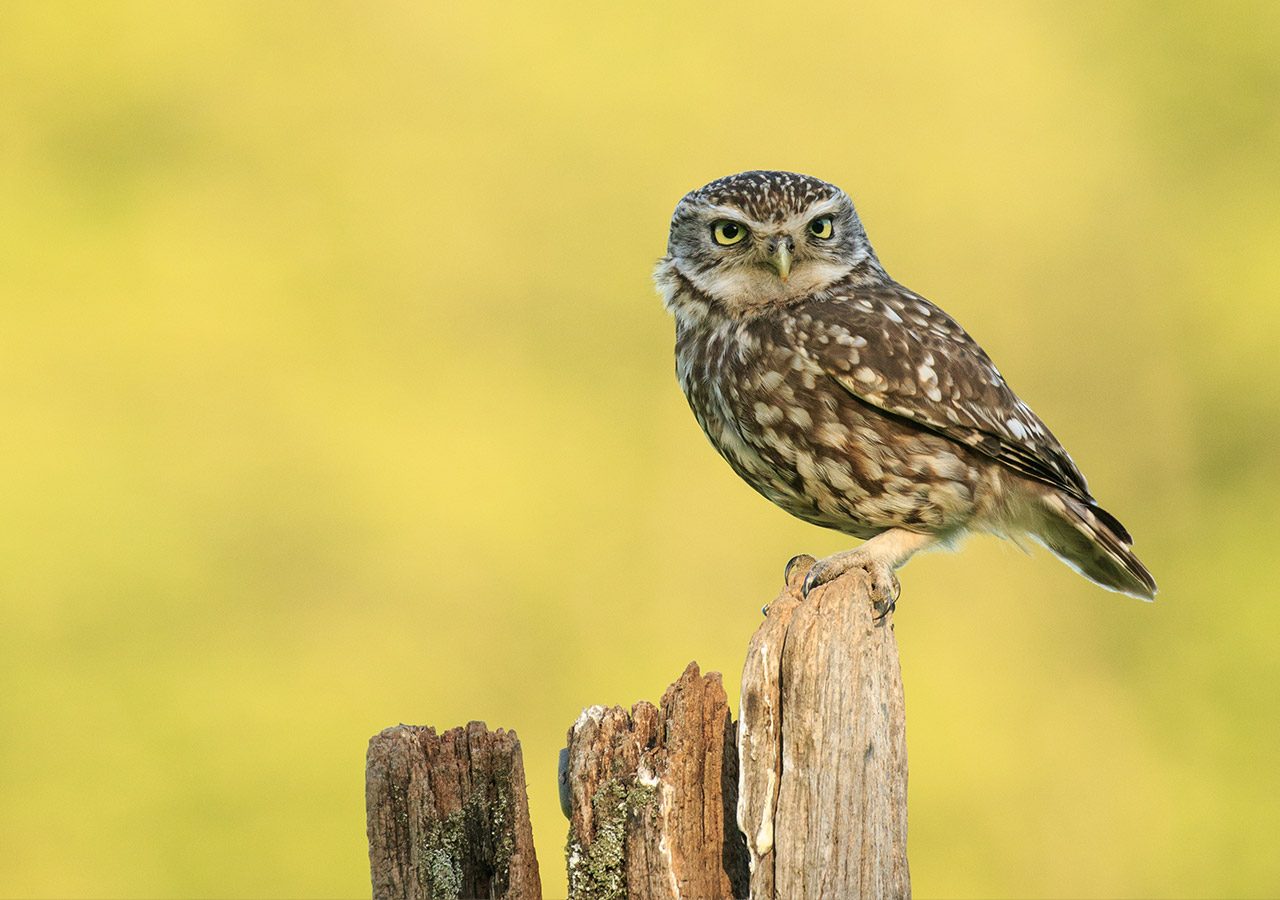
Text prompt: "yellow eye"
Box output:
[[809, 216, 834, 239], [711, 220, 747, 246]]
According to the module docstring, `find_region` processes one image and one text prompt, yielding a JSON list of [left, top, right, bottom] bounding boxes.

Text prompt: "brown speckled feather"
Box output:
[[791, 282, 1093, 502]]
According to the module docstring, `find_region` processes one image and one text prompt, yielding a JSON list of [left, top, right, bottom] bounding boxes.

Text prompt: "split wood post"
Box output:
[[560, 662, 749, 900], [366, 722, 541, 900], [738, 554, 911, 899]]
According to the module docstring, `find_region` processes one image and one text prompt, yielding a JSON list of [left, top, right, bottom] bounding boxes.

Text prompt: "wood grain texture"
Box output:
[[366, 722, 541, 900], [562, 662, 749, 900], [738, 555, 910, 900]]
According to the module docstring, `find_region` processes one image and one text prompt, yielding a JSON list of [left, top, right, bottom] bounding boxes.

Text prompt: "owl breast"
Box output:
[[675, 300, 992, 538]]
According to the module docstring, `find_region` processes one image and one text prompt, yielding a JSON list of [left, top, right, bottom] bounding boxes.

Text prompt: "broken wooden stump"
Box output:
[[738, 554, 911, 899], [365, 722, 541, 900], [365, 555, 911, 899], [560, 662, 749, 900]]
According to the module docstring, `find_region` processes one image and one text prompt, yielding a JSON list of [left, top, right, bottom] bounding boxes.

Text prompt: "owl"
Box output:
[[654, 170, 1155, 608]]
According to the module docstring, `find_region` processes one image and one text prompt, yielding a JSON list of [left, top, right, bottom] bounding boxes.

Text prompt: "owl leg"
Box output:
[[800, 528, 936, 609]]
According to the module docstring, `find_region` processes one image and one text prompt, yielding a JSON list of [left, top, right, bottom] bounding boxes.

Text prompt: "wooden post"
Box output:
[[365, 722, 541, 900], [560, 662, 749, 900], [738, 555, 911, 899], [366, 555, 910, 899]]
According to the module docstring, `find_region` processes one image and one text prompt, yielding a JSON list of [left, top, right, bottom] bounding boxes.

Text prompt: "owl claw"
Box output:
[[873, 601, 895, 625], [871, 575, 902, 624], [784, 554, 815, 589], [867, 567, 902, 617], [784, 555, 804, 584], [801, 568, 817, 598], [799, 551, 902, 616], [800, 563, 829, 599]]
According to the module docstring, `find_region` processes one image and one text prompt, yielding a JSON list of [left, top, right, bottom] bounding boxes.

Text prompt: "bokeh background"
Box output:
[[2, 1, 1278, 897]]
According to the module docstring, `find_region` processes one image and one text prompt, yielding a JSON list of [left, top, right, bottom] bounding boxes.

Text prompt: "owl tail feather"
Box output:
[[1032, 492, 1157, 601]]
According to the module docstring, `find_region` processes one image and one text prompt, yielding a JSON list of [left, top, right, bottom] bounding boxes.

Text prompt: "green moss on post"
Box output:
[[421, 810, 466, 900], [566, 777, 659, 900], [366, 723, 540, 900], [416, 762, 518, 900]]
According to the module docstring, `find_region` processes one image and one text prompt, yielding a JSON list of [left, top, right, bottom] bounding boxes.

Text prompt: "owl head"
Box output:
[[656, 171, 879, 315]]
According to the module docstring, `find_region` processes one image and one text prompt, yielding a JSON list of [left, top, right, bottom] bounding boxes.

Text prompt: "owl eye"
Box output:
[[809, 216, 834, 239], [711, 220, 748, 246]]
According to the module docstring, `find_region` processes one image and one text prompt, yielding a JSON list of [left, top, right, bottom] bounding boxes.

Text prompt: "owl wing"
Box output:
[[793, 287, 1094, 503]]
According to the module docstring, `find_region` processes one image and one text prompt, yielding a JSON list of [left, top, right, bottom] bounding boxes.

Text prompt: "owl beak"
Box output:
[[769, 240, 793, 281]]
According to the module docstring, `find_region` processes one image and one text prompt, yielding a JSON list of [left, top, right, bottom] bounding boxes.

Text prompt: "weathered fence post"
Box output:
[[365, 722, 541, 900], [560, 662, 749, 900], [365, 555, 910, 899], [738, 555, 911, 899]]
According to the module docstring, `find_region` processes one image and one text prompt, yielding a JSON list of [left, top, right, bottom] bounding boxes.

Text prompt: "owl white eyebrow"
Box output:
[[781, 198, 846, 230], [700, 204, 762, 226], [697, 199, 848, 232]]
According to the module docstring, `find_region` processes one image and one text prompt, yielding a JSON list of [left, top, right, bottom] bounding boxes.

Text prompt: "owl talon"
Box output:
[[784, 555, 805, 585], [870, 571, 902, 623], [801, 567, 821, 599], [867, 566, 901, 611], [784, 554, 816, 594], [801, 555, 847, 599]]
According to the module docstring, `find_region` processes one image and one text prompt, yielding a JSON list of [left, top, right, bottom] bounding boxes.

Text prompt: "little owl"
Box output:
[[654, 170, 1156, 607]]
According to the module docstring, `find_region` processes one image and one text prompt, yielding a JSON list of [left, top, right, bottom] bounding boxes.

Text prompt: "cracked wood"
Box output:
[[738, 555, 910, 899]]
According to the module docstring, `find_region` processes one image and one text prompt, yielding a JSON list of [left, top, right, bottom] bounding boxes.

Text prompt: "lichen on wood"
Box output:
[[366, 721, 540, 899], [561, 664, 748, 900], [566, 776, 659, 900]]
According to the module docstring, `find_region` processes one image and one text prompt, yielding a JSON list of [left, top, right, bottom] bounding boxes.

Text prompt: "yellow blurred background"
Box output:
[[2, 1, 1278, 897]]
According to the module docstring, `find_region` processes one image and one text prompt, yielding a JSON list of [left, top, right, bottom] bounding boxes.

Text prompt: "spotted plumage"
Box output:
[[655, 170, 1155, 603]]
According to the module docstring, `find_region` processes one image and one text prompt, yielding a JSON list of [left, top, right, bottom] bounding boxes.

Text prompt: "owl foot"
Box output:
[[794, 528, 935, 617], [801, 549, 902, 614], [762, 554, 819, 616]]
